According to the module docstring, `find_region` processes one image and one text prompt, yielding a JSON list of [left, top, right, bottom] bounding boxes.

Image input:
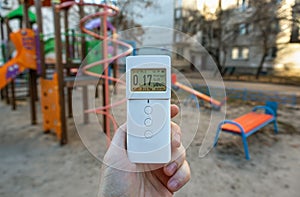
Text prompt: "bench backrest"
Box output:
[[266, 101, 278, 117]]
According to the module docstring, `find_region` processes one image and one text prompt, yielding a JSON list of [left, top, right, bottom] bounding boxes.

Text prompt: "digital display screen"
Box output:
[[131, 68, 166, 91]]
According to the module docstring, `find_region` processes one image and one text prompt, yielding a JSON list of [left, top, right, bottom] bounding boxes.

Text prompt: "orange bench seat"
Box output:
[[221, 112, 273, 134]]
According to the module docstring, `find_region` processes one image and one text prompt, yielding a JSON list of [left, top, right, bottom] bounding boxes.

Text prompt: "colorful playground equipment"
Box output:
[[33, 0, 133, 144], [34, 0, 96, 144], [0, 3, 38, 122], [171, 73, 225, 110], [0, 29, 37, 89], [0, 0, 116, 144], [214, 102, 278, 160]]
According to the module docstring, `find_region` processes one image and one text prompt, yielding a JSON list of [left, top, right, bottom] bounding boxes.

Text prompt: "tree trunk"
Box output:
[[256, 53, 267, 79], [208, 50, 222, 74]]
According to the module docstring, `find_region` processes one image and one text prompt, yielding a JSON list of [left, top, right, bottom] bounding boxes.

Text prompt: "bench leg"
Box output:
[[214, 128, 222, 147], [242, 136, 250, 160], [273, 120, 278, 134]]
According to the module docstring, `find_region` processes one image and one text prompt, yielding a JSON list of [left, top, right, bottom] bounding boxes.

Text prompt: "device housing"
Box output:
[[126, 55, 171, 163]]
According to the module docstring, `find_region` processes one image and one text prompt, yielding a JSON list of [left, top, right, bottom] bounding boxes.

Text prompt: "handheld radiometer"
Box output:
[[126, 55, 171, 163]]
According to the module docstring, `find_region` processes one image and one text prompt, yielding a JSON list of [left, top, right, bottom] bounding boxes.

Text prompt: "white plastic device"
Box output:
[[126, 55, 171, 163]]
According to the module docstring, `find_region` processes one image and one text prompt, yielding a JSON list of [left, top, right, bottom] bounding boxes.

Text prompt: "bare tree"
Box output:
[[66, 1, 158, 43], [177, 0, 244, 75], [200, 5, 242, 75], [246, 0, 282, 79], [180, 0, 297, 78], [111, 0, 158, 43]]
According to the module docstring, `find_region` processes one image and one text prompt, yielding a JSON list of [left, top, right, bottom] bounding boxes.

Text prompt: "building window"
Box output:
[[239, 24, 249, 35], [235, 24, 249, 35], [175, 9, 181, 19], [175, 33, 181, 42], [291, 26, 298, 42], [176, 47, 184, 60], [266, 47, 277, 60], [238, 0, 249, 10], [212, 28, 220, 38], [231, 47, 249, 60], [232, 48, 239, 59]]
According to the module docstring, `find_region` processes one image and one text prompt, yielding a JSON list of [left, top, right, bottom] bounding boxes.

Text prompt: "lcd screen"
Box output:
[[131, 68, 166, 91]]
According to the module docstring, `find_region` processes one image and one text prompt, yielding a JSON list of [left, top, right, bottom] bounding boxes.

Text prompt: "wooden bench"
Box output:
[[213, 104, 278, 160]]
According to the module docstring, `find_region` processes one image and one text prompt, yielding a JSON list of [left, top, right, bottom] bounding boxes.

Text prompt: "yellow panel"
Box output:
[[40, 73, 62, 140]]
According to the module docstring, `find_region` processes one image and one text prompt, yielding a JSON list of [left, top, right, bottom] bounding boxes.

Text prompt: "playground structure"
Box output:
[[0, 0, 134, 145], [36, 0, 132, 144], [0, 3, 38, 122], [0, 29, 37, 89]]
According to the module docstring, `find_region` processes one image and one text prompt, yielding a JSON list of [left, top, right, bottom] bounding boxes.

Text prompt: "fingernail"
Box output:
[[167, 162, 177, 174], [168, 179, 179, 190]]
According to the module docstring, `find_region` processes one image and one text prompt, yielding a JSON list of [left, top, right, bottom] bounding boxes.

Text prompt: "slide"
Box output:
[[0, 29, 37, 89]]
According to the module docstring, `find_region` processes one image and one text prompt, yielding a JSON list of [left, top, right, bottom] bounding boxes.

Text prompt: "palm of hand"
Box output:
[[99, 105, 190, 197]]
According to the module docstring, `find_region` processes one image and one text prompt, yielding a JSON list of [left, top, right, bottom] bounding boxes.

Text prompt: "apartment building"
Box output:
[[173, 0, 300, 76]]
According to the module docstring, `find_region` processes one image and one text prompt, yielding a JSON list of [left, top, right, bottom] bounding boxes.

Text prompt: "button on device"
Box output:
[[144, 130, 153, 138], [144, 106, 152, 114], [144, 118, 152, 126]]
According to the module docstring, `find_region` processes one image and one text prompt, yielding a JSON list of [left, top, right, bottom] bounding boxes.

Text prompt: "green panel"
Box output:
[[44, 38, 55, 55], [85, 40, 103, 74], [5, 5, 37, 23]]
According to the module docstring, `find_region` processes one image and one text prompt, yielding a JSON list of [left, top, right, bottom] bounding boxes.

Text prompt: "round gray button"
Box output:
[[144, 118, 152, 126], [144, 130, 153, 138], [144, 106, 152, 114]]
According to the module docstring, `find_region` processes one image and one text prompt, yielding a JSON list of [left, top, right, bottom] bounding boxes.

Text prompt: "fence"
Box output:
[[192, 84, 298, 106]]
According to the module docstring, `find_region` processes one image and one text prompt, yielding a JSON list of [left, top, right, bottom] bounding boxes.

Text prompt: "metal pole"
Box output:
[[64, 9, 73, 118], [112, 32, 118, 93], [53, 1, 67, 144], [101, 6, 111, 134], [0, 89, 3, 100], [5, 16, 17, 110], [0, 17, 6, 63], [24, 0, 37, 124], [4, 20, 14, 107], [79, 1, 89, 124], [3, 19, 10, 104], [10, 79, 16, 110], [34, 0, 46, 78], [4, 86, 9, 104], [0, 17, 6, 101]]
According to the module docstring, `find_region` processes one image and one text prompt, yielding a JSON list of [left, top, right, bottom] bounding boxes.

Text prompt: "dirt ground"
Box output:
[[0, 87, 300, 197]]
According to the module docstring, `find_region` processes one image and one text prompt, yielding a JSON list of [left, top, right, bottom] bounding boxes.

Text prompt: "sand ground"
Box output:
[[0, 86, 300, 197]]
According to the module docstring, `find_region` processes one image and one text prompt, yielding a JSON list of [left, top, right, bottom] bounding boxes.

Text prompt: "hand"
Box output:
[[99, 104, 190, 197]]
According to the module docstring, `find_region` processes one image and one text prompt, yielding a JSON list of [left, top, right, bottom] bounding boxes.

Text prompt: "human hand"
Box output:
[[99, 104, 190, 197]]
